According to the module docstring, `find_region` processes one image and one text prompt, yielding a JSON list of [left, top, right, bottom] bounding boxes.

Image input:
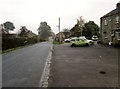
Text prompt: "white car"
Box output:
[[92, 35, 98, 41], [71, 36, 94, 45], [79, 36, 86, 39], [64, 38, 71, 43]]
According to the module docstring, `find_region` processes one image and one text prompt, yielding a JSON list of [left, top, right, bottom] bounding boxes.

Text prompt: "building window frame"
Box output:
[[115, 16, 119, 24], [103, 31, 107, 34], [115, 32, 120, 40], [104, 19, 108, 25]]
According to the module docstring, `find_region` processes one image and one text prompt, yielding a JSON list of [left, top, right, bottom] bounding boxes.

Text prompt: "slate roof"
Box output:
[[101, 4, 120, 18]]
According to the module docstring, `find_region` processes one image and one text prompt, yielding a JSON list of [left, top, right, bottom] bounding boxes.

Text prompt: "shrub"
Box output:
[[2, 36, 38, 51]]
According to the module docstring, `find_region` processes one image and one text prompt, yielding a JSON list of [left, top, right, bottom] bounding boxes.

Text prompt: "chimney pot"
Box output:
[[117, 2, 120, 8]]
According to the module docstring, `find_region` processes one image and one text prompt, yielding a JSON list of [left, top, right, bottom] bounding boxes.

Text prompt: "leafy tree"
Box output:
[[70, 24, 80, 37], [62, 28, 70, 32], [3, 21, 15, 33], [84, 21, 99, 38], [70, 16, 85, 37], [37, 22, 51, 41]]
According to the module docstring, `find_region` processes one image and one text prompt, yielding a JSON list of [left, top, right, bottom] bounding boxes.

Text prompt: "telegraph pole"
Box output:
[[58, 18, 61, 43]]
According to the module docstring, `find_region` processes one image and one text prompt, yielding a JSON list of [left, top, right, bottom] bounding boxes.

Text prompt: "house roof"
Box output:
[[101, 3, 120, 19], [101, 8, 120, 19]]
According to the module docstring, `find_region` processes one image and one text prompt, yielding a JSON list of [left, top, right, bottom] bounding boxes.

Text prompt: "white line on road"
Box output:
[[39, 44, 53, 87]]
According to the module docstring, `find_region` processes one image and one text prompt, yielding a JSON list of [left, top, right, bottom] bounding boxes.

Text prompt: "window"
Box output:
[[109, 19, 112, 22], [71, 39, 75, 41], [104, 19, 108, 25], [103, 32, 107, 34], [115, 16, 119, 23], [81, 39, 85, 42], [115, 32, 120, 40]]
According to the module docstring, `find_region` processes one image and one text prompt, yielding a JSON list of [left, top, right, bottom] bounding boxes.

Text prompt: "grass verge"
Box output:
[[53, 40, 61, 44]]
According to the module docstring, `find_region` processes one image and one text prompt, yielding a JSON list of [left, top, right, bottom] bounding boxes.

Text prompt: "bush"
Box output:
[[2, 36, 38, 51]]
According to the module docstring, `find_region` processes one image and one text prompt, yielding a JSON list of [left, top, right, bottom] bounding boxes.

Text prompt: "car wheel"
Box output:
[[85, 43, 89, 46], [71, 44, 75, 47]]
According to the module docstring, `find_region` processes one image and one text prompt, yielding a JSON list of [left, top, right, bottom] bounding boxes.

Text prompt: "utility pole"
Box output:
[[58, 18, 61, 43]]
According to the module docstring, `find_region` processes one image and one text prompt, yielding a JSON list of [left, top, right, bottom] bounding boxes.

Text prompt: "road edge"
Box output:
[[39, 44, 53, 87]]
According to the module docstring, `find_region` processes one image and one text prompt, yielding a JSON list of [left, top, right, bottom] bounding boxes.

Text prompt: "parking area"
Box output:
[[49, 43, 119, 87]]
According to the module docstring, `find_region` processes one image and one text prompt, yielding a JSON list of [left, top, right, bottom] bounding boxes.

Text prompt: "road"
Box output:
[[2, 41, 53, 87]]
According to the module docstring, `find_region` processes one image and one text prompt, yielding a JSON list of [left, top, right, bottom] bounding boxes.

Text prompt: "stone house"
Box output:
[[100, 2, 120, 45], [55, 32, 70, 42]]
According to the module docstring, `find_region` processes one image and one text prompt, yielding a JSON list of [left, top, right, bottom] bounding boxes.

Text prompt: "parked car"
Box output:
[[79, 36, 94, 45], [83, 39, 94, 45], [79, 36, 86, 39], [64, 38, 71, 43], [92, 35, 98, 41], [70, 38, 91, 47]]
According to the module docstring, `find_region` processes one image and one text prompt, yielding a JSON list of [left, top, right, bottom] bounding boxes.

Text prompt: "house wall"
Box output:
[[113, 14, 120, 29], [101, 9, 120, 45], [101, 17, 109, 44]]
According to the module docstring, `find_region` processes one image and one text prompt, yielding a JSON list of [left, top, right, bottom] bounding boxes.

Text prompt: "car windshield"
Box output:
[[71, 39, 75, 41], [76, 39, 79, 41], [80, 39, 85, 42], [93, 35, 98, 38]]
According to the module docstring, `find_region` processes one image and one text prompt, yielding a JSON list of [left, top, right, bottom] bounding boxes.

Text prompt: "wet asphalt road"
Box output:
[[49, 43, 119, 87], [2, 41, 53, 87]]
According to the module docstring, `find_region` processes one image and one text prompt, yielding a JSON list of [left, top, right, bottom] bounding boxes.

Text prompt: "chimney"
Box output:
[[117, 2, 120, 8]]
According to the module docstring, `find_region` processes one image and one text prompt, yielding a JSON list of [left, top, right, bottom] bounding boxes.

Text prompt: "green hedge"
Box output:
[[2, 36, 38, 51]]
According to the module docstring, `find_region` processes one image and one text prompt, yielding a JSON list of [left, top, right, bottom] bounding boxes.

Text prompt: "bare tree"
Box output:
[[77, 16, 85, 36]]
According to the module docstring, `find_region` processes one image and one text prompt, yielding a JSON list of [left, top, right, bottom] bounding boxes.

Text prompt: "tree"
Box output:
[[70, 16, 85, 37], [18, 26, 29, 37], [37, 22, 51, 41], [18, 26, 36, 38], [84, 21, 99, 38], [62, 28, 70, 32], [0, 24, 4, 34], [77, 16, 85, 36], [70, 24, 81, 37], [3, 21, 15, 34]]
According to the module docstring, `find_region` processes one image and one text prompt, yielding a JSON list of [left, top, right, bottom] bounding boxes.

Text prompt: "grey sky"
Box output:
[[0, 0, 119, 34]]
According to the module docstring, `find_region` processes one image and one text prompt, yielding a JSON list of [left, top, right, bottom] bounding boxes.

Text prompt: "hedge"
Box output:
[[2, 36, 38, 51]]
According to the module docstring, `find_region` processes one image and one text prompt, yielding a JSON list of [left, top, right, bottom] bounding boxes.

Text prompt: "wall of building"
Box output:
[[100, 3, 120, 45]]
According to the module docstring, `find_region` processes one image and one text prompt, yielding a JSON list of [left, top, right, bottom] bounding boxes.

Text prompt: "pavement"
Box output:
[[49, 43, 119, 87]]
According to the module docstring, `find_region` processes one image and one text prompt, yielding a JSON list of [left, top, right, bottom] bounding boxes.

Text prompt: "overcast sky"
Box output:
[[0, 0, 119, 34]]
